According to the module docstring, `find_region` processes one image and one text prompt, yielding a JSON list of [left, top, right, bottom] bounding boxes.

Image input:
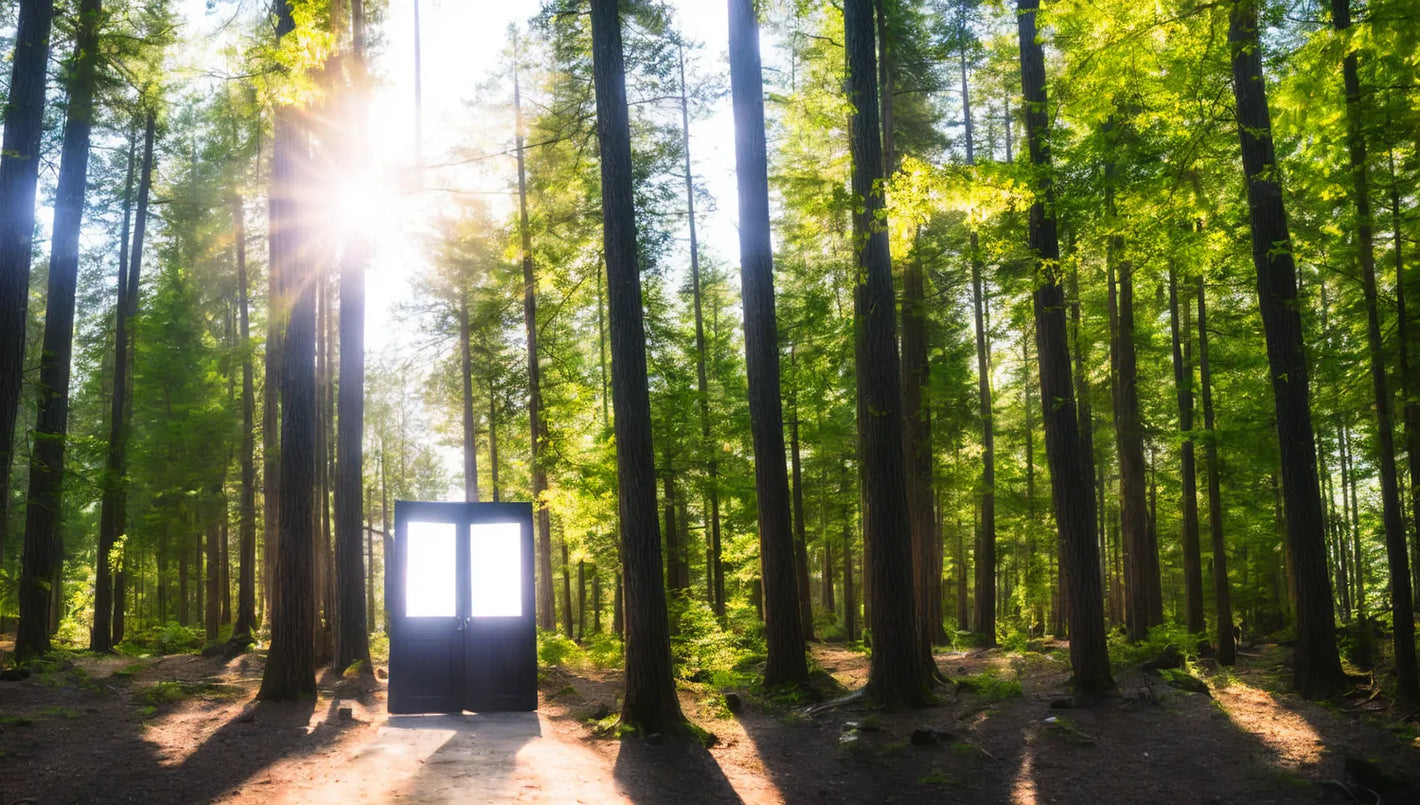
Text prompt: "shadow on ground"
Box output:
[[613, 734, 742, 804]]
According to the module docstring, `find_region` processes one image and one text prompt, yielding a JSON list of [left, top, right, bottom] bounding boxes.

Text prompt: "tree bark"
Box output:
[[590, 0, 684, 733], [1331, 0, 1416, 701], [1227, 0, 1346, 698], [963, 41, 996, 646], [1389, 148, 1420, 617], [459, 292, 479, 502], [231, 190, 258, 645], [1197, 274, 1236, 665], [0, 0, 55, 571], [728, 0, 809, 686], [678, 41, 727, 622], [845, 0, 933, 706], [1169, 265, 1205, 634], [258, 0, 318, 701], [16, 0, 103, 660], [789, 359, 815, 640], [334, 1, 372, 672], [92, 119, 142, 652], [512, 40, 555, 632], [1016, 0, 1112, 694]]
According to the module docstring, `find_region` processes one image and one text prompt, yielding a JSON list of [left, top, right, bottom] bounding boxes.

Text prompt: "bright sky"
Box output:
[[362, 0, 742, 354]]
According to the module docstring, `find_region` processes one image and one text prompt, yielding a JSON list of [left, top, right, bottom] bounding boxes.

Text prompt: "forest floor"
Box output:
[[2, 633, 1419, 804]]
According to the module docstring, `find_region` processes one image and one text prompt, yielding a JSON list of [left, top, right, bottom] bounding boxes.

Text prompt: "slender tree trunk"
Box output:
[[728, 0, 809, 686], [590, 0, 684, 732], [1331, 0, 1416, 699], [1066, 259, 1094, 640], [231, 191, 258, 645], [1169, 265, 1206, 634], [962, 46, 997, 646], [676, 41, 727, 624], [1106, 157, 1151, 642], [844, 0, 932, 705], [92, 121, 141, 653], [843, 496, 856, 642], [1016, 0, 1112, 694], [789, 362, 815, 640], [1228, 0, 1346, 698], [487, 374, 500, 501], [334, 1, 372, 672], [458, 292, 479, 502], [511, 41, 554, 632], [1198, 275, 1236, 665], [113, 111, 154, 647], [0, 0, 55, 569], [1390, 148, 1420, 616], [258, 0, 317, 701], [560, 532, 573, 637], [15, 0, 102, 660], [206, 489, 222, 641]]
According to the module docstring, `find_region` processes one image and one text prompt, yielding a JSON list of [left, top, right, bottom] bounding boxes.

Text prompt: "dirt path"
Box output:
[[3, 638, 1417, 803]]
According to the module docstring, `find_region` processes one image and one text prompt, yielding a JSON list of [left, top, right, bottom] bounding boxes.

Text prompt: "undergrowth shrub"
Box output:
[[670, 596, 764, 685], [120, 622, 205, 655]]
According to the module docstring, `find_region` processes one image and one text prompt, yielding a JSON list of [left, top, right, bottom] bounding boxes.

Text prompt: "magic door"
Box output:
[[388, 501, 537, 714]]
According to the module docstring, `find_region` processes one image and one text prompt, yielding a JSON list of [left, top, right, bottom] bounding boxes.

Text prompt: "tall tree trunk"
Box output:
[[15, 0, 103, 660], [1341, 422, 1365, 618], [901, 242, 941, 651], [589, 0, 684, 733], [92, 120, 141, 652], [844, 0, 933, 705], [231, 190, 258, 645], [1169, 265, 1206, 634], [206, 488, 222, 641], [1067, 258, 1094, 640], [114, 109, 155, 647], [262, 186, 282, 630], [512, 39, 554, 632], [487, 373, 500, 501], [1390, 148, 1420, 616], [1198, 275, 1236, 665], [0, 0, 55, 570], [334, 0, 372, 672], [1331, 0, 1416, 701], [258, 0, 318, 701], [458, 291, 479, 502], [560, 532, 574, 636], [662, 463, 688, 597], [789, 360, 815, 640], [1016, 0, 1112, 694], [1106, 157, 1151, 642], [677, 40, 726, 622], [963, 44, 997, 646], [728, 0, 809, 686], [1228, 0, 1346, 699]]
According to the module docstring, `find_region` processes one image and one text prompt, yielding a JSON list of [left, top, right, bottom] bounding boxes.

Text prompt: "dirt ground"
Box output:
[[2, 635, 1418, 804]]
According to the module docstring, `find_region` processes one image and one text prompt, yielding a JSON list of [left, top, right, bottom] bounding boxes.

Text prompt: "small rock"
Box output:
[[838, 730, 861, 748], [724, 692, 743, 713], [645, 732, 664, 746], [374, 667, 388, 680], [911, 727, 954, 746]]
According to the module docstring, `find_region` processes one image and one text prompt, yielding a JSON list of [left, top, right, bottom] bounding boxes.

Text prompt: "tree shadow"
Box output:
[[731, 699, 1018, 803], [393, 711, 543, 801], [613, 734, 743, 804]]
